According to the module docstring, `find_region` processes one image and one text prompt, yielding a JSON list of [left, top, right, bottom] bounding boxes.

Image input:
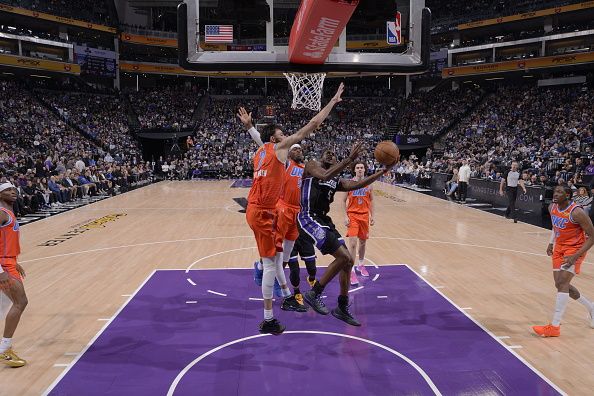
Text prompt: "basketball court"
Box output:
[[0, 181, 592, 394], [1, 0, 593, 395]]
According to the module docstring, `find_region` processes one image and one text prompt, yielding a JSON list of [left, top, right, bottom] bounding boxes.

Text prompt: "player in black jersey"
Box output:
[[299, 143, 395, 326]]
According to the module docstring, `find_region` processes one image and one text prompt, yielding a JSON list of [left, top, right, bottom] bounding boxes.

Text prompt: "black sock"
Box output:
[[338, 295, 349, 308], [312, 282, 324, 295], [294, 287, 301, 295]]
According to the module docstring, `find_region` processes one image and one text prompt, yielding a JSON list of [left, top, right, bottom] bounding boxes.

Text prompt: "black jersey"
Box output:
[[300, 175, 340, 217]]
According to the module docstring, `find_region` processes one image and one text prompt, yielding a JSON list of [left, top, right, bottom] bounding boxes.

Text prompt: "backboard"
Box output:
[[177, 0, 430, 76]]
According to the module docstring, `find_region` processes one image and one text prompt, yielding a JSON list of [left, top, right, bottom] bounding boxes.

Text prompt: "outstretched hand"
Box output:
[[236, 107, 253, 129], [348, 141, 365, 160], [331, 83, 344, 104]]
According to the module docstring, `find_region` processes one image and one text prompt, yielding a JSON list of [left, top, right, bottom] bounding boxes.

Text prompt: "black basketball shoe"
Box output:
[[331, 305, 361, 327], [281, 295, 308, 312], [303, 290, 329, 315], [259, 318, 286, 335]]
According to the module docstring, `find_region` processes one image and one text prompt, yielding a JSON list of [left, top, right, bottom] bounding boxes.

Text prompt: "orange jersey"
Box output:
[[0, 207, 20, 257], [551, 202, 585, 247], [347, 182, 372, 215], [247, 143, 285, 209], [279, 160, 304, 209]]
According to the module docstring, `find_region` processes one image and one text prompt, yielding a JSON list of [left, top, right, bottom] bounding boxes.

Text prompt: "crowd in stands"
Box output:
[[0, 0, 116, 26], [429, 0, 583, 32], [400, 87, 484, 136], [128, 87, 202, 130], [42, 90, 139, 159], [406, 83, 594, 202], [0, 80, 151, 217]]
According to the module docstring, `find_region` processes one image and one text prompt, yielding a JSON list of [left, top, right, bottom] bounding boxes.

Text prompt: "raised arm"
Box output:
[[304, 142, 363, 182], [338, 165, 394, 192], [276, 83, 344, 151], [236, 107, 263, 146]]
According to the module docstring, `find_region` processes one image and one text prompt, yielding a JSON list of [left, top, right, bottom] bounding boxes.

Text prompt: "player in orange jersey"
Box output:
[[533, 185, 594, 337], [274, 144, 309, 312], [237, 83, 344, 334], [0, 182, 27, 367], [343, 162, 375, 286]]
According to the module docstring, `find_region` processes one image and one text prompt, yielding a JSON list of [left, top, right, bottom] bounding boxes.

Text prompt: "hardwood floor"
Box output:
[[2, 181, 592, 395]]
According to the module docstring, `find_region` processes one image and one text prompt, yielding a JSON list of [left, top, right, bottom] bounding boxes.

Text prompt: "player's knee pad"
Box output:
[[274, 253, 288, 286], [282, 240, 296, 263], [288, 260, 300, 287], [261, 258, 275, 299]]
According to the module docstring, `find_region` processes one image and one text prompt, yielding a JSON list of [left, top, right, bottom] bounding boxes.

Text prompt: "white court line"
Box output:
[[53, 364, 69, 368], [97, 318, 110, 321], [372, 274, 380, 282], [377, 296, 388, 299], [371, 236, 555, 260], [461, 307, 473, 310], [434, 286, 445, 289], [121, 294, 132, 297], [64, 352, 79, 356], [207, 290, 227, 297], [248, 297, 264, 301], [185, 246, 256, 273], [42, 270, 156, 396], [497, 336, 511, 339], [166, 330, 442, 396], [403, 264, 566, 396], [186, 278, 197, 286], [25, 234, 590, 267], [348, 286, 364, 293], [20, 235, 254, 264], [509, 345, 523, 349], [186, 301, 198, 304]]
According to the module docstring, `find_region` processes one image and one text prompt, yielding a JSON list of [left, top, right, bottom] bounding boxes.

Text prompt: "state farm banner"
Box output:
[[288, 0, 359, 64], [120, 33, 178, 48]]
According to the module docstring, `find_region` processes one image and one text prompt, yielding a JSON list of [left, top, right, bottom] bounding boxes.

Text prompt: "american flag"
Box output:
[[205, 25, 233, 43]]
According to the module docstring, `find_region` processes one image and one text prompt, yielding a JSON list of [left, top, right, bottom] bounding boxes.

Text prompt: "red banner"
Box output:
[[288, 0, 359, 64]]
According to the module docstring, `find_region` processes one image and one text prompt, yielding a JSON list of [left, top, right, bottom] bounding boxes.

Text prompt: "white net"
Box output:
[[283, 72, 327, 111]]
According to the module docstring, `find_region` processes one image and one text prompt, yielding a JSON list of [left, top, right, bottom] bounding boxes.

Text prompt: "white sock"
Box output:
[[256, 260, 263, 271], [577, 295, 592, 312], [358, 259, 365, 266], [552, 292, 570, 326], [264, 309, 273, 321], [282, 239, 296, 264], [0, 337, 12, 353]]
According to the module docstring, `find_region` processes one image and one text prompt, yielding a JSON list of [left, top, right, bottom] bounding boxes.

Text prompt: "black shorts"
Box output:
[[297, 212, 345, 256], [289, 233, 316, 264]]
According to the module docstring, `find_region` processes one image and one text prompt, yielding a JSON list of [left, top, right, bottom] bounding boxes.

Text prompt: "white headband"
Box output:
[[290, 144, 301, 151], [0, 182, 15, 193]]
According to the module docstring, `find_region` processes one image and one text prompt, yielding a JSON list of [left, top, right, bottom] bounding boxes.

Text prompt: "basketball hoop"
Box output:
[[283, 72, 326, 111]]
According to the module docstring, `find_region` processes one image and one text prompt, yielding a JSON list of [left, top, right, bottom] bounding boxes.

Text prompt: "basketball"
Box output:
[[374, 141, 400, 166]]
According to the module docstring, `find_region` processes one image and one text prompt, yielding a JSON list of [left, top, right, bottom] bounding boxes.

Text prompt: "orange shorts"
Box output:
[[275, 203, 299, 244], [1, 257, 22, 284], [552, 244, 586, 274], [346, 213, 370, 240], [246, 205, 281, 258]]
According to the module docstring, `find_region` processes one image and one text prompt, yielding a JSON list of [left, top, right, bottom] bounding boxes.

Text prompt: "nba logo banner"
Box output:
[[387, 12, 401, 45]]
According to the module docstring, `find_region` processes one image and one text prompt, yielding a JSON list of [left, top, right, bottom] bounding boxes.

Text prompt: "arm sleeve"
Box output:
[[247, 127, 264, 147], [549, 229, 555, 244]]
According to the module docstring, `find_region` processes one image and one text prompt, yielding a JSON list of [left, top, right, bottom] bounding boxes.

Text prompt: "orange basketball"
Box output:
[[374, 141, 400, 166]]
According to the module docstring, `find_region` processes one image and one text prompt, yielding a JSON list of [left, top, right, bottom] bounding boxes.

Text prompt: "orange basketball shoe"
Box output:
[[532, 324, 561, 337]]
